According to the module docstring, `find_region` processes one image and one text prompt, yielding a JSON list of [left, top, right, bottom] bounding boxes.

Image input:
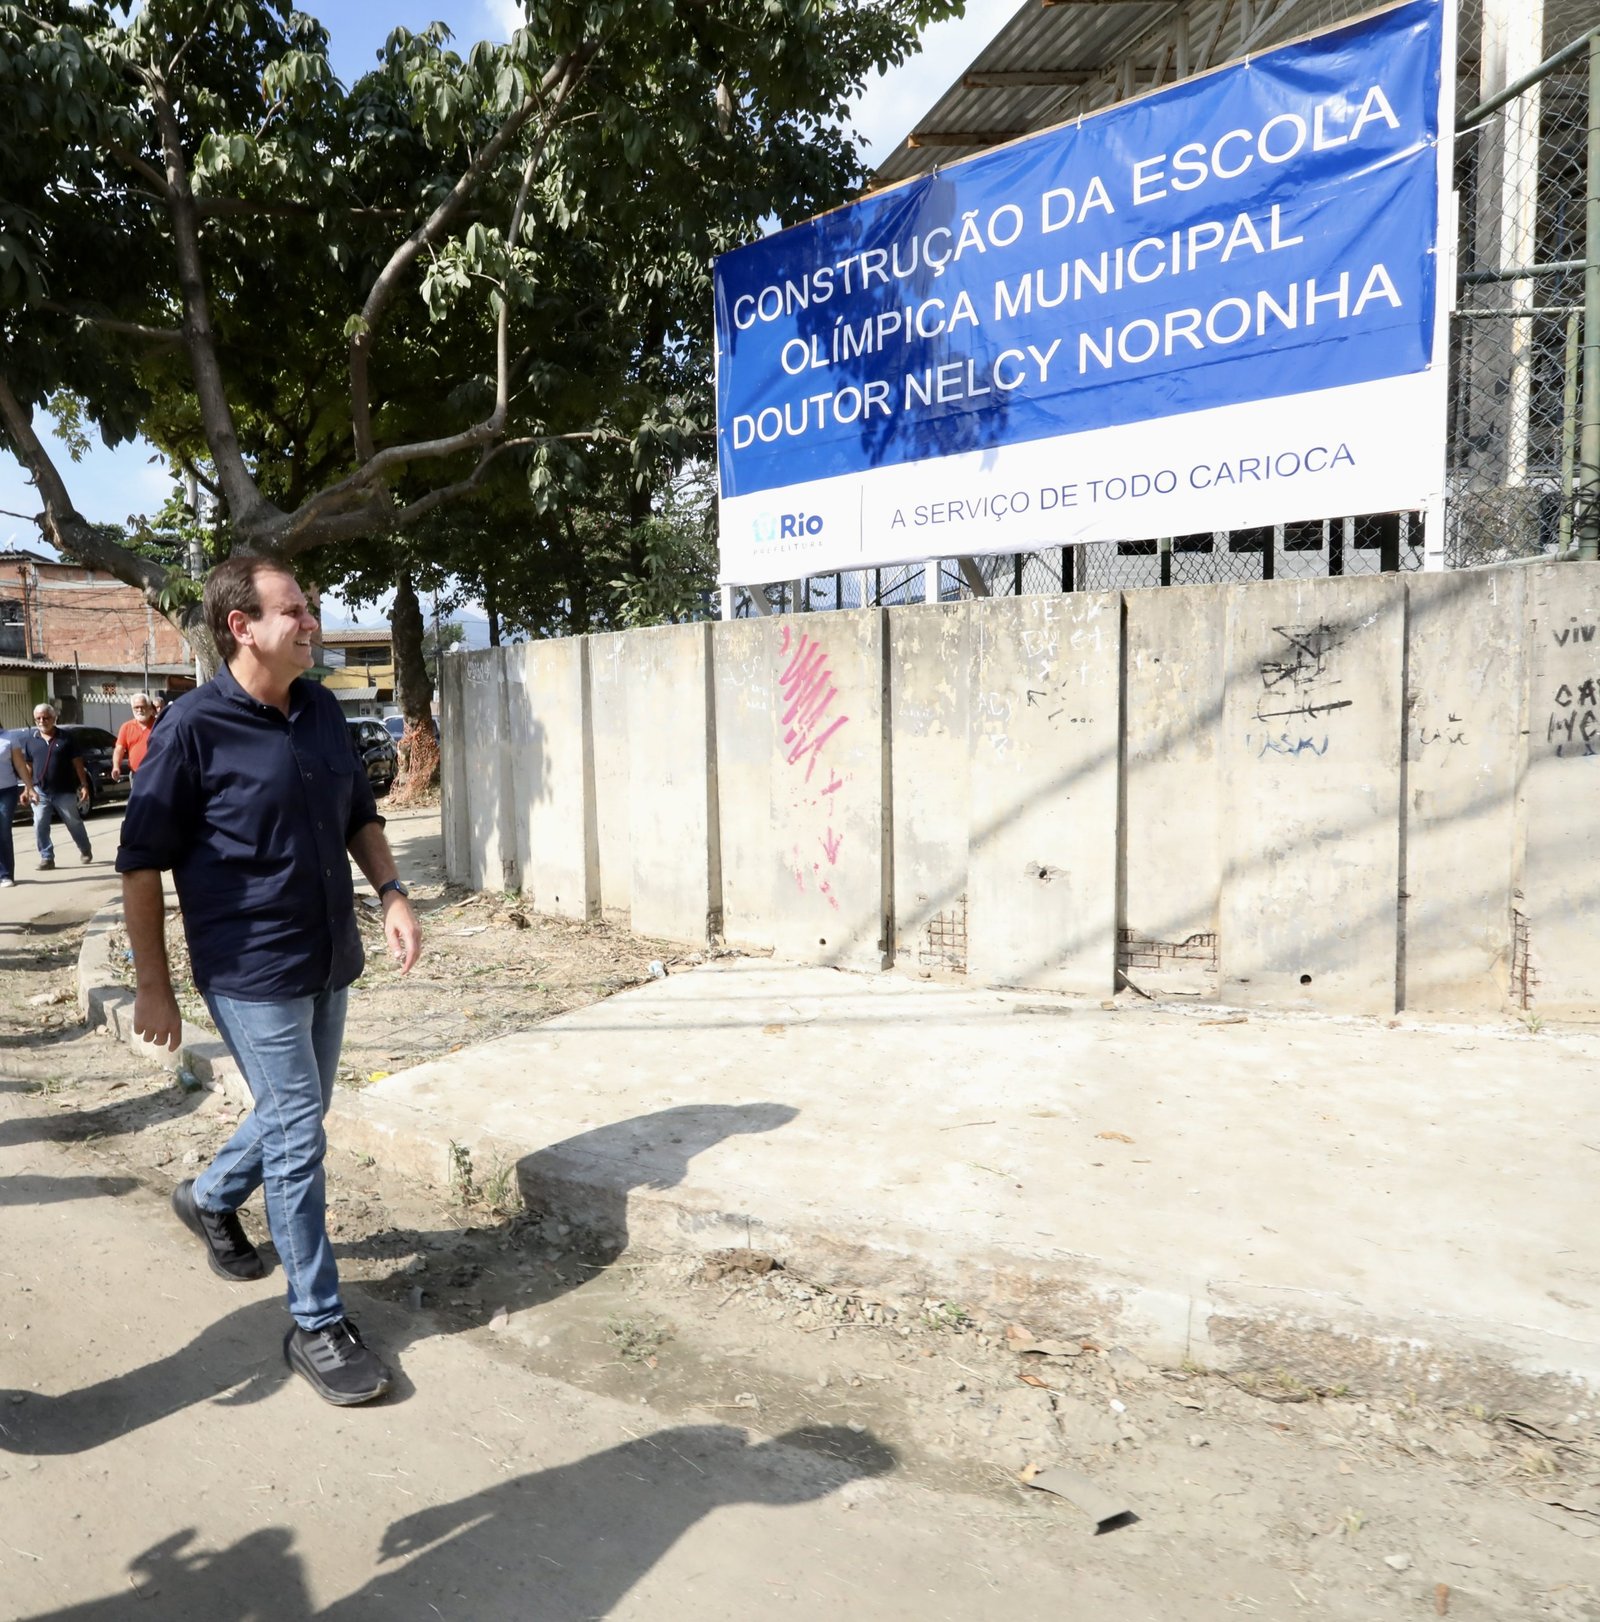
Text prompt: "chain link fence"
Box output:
[[728, 1, 1596, 617]]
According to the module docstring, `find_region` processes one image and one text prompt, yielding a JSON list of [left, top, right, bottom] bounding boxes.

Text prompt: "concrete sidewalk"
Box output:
[[327, 960, 1600, 1404]]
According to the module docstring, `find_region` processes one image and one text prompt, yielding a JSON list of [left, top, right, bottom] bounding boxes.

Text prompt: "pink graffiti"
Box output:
[[821, 827, 842, 866], [819, 768, 844, 797], [779, 631, 849, 782]]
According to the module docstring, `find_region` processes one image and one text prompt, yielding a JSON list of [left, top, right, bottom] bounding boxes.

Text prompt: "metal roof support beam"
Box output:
[[962, 69, 1094, 86], [956, 558, 992, 597], [907, 128, 1031, 148]]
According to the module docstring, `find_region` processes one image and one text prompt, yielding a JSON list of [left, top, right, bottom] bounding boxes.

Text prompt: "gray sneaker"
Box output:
[[80, 853, 93, 865], [284, 1319, 392, 1406]]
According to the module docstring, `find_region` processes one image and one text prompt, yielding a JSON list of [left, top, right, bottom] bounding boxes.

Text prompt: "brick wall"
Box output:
[[0, 560, 190, 667]]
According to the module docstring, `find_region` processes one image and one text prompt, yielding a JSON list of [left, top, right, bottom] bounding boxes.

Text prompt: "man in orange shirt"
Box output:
[[111, 692, 157, 781]]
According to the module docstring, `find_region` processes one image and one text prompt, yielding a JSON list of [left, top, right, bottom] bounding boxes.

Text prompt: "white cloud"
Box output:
[[848, 0, 1020, 168], [479, 0, 523, 41]]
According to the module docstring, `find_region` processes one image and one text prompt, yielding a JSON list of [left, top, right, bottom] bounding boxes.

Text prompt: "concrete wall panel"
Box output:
[[1122, 586, 1228, 995], [460, 649, 515, 893], [505, 637, 596, 920], [624, 623, 720, 945], [767, 609, 887, 971], [438, 652, 471, 886], [587, 632, 632, 923], [1403, 567, 1525, 1014], [966, 593, 1121, 993], [1219, 578, 1404, 1014], [711, 619, 776, 950], [888, 603, 973, 974], [1520, 562, 1600, 1017]]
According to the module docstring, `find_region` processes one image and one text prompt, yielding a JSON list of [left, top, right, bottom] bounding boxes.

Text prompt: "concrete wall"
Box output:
[[505, 637, 596, 921], [623, 623, 720, 945], [440, 562, 1600, 1019]]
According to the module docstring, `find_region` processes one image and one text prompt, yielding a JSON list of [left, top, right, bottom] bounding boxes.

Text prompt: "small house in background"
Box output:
[[319, 625, 395, 718], [0, 548, 196, 728]]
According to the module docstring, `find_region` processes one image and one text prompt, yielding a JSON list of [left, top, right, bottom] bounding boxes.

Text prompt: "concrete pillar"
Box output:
[[624, 622, 721, 945], [459, 648, 517, 894], [1517, 561, 1600, 1016], [587, 631, 632, 924], [505, 636, 598, 921], [1403, 566, 1526, 1013], [437, 650, 472, 886], [1121, 585, 1228, 995], [966, 593, 1122, 993], [889, 602, 973, 973], [1219, 578, 1405, 1013]]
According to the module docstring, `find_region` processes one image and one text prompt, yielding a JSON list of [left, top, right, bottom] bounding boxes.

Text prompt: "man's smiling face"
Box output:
[[235, 568, 318, 681]]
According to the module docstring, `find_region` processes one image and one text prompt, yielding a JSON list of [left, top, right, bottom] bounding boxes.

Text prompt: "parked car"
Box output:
[[7, 724, 130, 820], [346, 717, 398, 796]]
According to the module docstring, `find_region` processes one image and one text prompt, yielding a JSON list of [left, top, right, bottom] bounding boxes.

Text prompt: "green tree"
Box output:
[[0, 0, 958, 664]]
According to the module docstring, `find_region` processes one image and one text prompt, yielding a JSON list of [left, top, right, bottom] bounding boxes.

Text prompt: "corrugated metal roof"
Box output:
[[0, 655, 69, 672], [870, 0, 1497, 189], [319, 626, 392, 645]]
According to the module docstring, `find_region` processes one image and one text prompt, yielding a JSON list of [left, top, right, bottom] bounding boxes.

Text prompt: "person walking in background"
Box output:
[[0, 725, 36, 887], [119, 556, 422, 1406], [111, 691, 158, 781], [22, 703, 92, 869]]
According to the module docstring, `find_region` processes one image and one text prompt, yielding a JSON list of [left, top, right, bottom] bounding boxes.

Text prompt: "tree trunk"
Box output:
[[485, 575, 501, 648], [389, 569, 439, 804]]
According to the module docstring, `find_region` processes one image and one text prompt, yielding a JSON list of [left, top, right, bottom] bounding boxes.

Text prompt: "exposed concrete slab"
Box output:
[[1122, 586, 1228, 996], [1220, 578, 1404, 1014], [587, 631, 632, 924], [506, 637, 597, 920], [888, 603, 973, 974], [1520, 562, 1600, 1019], [1403, 566, 1525, 1015], [624, 623, 720, 945], [966, 593, 1122, 993], [331, 960, 1600, 1402]]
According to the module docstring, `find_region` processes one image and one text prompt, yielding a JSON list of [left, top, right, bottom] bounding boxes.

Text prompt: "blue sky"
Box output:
[[0, 0, 1015, 622]]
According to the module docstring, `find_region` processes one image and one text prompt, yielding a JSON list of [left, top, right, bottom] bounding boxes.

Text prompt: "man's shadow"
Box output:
[[343, 1098, 797, 1271], [17, 1424, 894, 1622], [0, 1104, 798, 1456]]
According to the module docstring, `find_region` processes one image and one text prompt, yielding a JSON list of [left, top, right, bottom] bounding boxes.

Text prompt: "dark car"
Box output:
[[346, 717, 398, 796], [7, 723, 130, 820]]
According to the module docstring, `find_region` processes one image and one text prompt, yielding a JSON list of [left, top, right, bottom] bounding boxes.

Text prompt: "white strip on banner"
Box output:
[[713, 0, 1452, 586]]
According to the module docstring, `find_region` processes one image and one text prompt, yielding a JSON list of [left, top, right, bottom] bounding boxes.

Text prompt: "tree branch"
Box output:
[[39, 301, 183, 345], [0, 370, 168, 598], [349, 44, 596, 461], [106, 143, 171, 196], [147, 70, 280, 538]]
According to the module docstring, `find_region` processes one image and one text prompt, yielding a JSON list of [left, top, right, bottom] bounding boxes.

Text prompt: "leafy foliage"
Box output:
[[0, 0, 960, 648]]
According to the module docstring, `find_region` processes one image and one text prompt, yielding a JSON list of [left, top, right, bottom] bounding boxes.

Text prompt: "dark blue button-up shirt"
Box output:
[[116, 663, 381, 1001]]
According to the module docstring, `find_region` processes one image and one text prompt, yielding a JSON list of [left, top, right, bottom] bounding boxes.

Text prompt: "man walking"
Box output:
[[110, 690, 158, 781], [22, 703, 92, 868], [0, 725, 35, 887], [119, 556, 422, 1406]]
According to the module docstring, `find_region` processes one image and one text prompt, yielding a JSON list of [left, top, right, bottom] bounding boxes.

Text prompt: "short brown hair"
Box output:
[[204, 555, 293, 662]]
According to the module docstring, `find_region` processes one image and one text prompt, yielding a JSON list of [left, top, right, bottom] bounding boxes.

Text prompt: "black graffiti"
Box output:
[[1553, 624, 1596, 646]]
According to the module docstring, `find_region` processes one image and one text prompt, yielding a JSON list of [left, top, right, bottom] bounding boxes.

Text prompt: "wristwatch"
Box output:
[[376, 878, 411, 901]]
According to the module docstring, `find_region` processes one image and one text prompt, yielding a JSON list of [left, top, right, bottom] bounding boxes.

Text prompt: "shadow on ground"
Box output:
[[16, 1422, 893, 1620]]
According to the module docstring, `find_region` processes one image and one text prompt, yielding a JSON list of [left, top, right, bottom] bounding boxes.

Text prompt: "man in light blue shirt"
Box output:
[[0, 726, 36, 887]]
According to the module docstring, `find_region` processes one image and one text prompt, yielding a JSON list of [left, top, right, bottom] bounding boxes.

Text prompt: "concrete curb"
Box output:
[[76, 899, 251, 1110], [75, 907, 1593, 1407], [323, 1080, 1591, 1410]]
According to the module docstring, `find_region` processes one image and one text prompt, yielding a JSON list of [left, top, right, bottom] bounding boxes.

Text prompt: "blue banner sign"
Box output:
[[714, 0, 1451, 584]]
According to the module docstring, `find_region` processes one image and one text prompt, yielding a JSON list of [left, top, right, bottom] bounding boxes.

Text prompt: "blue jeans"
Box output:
[[0, 785, 18, 879], [33, 788, 91, 862], [196, 986, 349, 1330]]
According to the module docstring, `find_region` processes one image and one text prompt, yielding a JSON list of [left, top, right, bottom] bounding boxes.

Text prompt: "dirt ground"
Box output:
[[5, 900, 1600, 1619]]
